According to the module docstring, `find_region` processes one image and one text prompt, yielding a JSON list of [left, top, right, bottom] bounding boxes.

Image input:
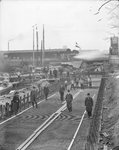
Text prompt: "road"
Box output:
[[0, 80, 100, 150]]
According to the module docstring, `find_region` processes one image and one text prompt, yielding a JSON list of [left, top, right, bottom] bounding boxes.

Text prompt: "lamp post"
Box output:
[[32, 24, 37, 67]]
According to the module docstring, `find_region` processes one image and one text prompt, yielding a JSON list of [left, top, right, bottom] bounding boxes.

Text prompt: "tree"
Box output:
[[94, 1, 119, 35], [108, 3, 119, 34]]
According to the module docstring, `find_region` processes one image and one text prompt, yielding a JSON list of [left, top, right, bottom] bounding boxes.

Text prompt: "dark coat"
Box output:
[[12, 95, 20, 112], [65, 93, 73, 108], [59, 86, 65, 93], [31, 89, 37, 102], [44, 87, 49, 95], [85, 96, 93, 112]]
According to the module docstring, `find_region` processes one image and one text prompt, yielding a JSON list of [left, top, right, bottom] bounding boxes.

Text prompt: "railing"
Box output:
[[0, 80, 63, 121], [85, 77, 106, 150]]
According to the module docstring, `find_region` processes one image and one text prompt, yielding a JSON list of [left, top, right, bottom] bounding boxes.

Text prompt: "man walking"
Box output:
[[44, 85, 49, 100], [65, 90, 73, 112], [59, 84, 65, 101], [85, 93, 93, 118], [64, 80, 68, 90], [31, 87, 38, 108]]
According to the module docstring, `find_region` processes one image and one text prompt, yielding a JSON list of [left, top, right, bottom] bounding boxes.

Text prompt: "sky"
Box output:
[[0, 0, 118, 51]]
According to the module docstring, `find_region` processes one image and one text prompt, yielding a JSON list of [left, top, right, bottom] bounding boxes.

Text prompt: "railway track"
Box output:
[[16, 91, 96, 150]]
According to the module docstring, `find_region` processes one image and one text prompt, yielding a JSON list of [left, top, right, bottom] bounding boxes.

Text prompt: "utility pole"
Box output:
[[42, 24, 45, 66], [36, 26, 39, 66], [32, 24, 37, 67], [41, 40, 42, 66]]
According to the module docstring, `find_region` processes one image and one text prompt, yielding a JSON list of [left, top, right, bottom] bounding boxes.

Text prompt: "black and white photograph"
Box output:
[[0, 0, 119, 149]]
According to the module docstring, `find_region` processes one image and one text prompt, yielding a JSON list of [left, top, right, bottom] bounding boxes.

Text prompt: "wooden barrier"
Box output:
[[0, 80, 62, 121]]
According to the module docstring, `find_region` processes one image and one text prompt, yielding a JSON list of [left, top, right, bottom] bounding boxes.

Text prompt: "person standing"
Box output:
[[85, 93, 93, 118], [53, 68, 57, 78], [64, 80, 68, 90], [12, 91, 20, 115], [70, 79, 75, 90], [44, 85, 49, 100], [49, 69, 53, 78], [80, 78, 84, 89], [76, 77, 79, 88], [65, 90, 73, 112], [31, 87, 38, 108], [89, 77, 92, 88], [59, 84, 65, 101]]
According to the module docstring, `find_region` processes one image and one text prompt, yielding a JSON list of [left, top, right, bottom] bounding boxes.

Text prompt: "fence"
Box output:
[[85, 77, 106, 150], [0, 80, 62, 120]]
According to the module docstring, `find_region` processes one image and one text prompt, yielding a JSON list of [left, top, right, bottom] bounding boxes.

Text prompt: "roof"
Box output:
[[2, 49, 67, 54]]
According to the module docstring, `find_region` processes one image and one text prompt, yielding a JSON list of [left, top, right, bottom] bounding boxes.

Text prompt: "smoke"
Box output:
[[74, 50, 108, 61], [9, 30, 32, 42], [9, 34, 26, 41]]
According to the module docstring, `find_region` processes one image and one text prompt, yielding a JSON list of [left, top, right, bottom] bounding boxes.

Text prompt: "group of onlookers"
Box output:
[[10, 84, 50, 115], [10, 74, 93, 119]]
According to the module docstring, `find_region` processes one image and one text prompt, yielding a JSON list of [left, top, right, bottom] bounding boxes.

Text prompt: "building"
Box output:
[[2, 48, 79, 67]]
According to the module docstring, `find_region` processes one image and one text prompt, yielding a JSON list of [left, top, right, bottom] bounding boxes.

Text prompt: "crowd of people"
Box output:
[[58, 77, 93, 116], [10, 67, 93, 119]]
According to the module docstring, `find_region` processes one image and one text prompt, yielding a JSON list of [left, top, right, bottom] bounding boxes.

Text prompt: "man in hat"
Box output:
[[31, 87, 38, 108], [85, 93, 93, 118], [59, 84, 65, 101], [44, 85, 49, 100], [65, 90, 73, 112], [12, 91, 20, 115]]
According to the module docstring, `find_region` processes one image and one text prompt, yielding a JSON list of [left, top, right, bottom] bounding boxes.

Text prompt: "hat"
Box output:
[[87, 93, 90, 96]]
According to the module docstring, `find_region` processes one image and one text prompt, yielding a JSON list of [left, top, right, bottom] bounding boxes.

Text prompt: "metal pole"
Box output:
[[36, 26, 39, 66], [41, 40, 42, 66], [33, 27, 34, 67], [42, 24, 45, 66], [32, 24, 37, 67]]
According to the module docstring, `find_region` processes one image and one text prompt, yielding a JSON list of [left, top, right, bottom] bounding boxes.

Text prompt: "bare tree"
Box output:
[[106, 2, 119, 34], [94, 0, 119, 35]]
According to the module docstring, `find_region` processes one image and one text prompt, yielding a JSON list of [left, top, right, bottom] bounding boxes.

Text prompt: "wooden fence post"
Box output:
[[23, 95, 25, 110], [19, 97, 22, 112], [27, 93, 29, 108]]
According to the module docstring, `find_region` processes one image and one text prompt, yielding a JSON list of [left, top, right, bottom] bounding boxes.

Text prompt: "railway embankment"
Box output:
[[100, 76, 119, 150]]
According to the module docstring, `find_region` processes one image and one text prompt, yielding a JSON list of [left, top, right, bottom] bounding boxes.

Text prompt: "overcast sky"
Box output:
[[0, 0, 118, 51]]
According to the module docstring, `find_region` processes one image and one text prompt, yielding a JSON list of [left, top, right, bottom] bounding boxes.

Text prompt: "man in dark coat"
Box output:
[[12, 91, 20, 115], [44, 85, 49, 100], [31, 87, 38, 108], [53, 69, 57, 78], [59, 84, 65, 101], [85, 93, 93, 118], [65, 90, 73, 112]]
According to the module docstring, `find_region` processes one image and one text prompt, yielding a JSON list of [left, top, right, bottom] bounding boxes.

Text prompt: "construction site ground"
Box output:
[[0, 80, 100, 150]]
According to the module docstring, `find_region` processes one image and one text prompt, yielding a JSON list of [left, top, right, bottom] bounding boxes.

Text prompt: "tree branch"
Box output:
[[94, 0, 112, 15]]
